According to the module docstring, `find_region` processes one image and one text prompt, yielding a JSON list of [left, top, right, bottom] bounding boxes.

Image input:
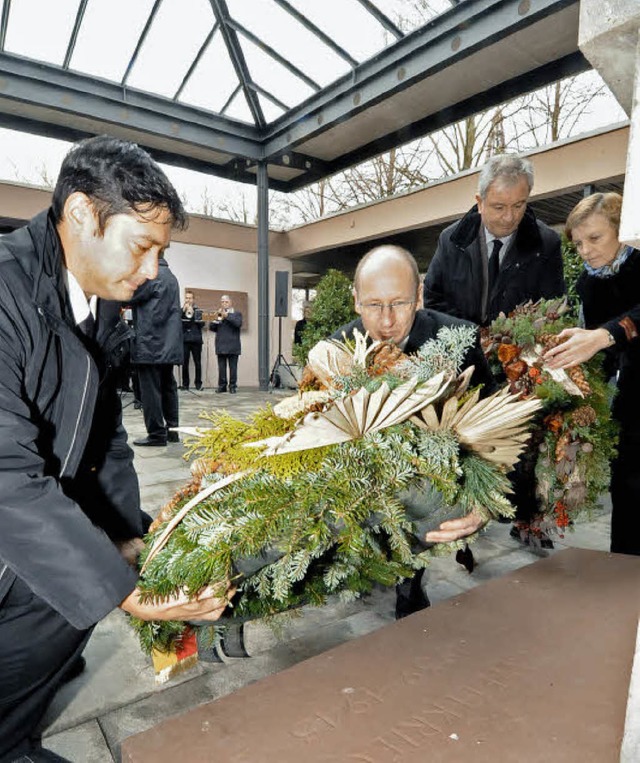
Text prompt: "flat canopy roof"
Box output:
[[0, 0, 586, 191]]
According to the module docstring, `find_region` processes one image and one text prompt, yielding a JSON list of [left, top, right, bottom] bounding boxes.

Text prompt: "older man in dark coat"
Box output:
[[210, 294, 243, 393], [424, 154, 564, 326], [332, 244, 496, 618]]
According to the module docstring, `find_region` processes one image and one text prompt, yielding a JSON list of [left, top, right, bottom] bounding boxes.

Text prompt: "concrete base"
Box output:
[[122, 548, 640, 762]]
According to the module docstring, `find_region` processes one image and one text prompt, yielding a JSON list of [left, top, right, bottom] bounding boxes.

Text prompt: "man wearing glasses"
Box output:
[[330, 244, 495, 619]]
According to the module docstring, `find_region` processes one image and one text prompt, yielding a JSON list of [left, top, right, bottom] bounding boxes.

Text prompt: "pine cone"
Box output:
[[571, 405, 597, 427], [567, 366, 592, 396], [299, 365, 324, 391], [368, 342, 407, 375], [540, 333, 564, 351], [555, 432, 571, 462], [504, 359, 528, 381], [149, 479, 201, 531]]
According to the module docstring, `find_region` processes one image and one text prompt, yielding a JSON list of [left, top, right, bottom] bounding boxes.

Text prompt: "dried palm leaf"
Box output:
[[247, 372, 452, 456], [141, 470, 250, 573], [306, 329, 380, 389], [414, 387, 542, 469]]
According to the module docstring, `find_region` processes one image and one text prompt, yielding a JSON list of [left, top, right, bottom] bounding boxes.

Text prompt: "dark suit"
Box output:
[[333, 309, 496, 617], [210, 310, 243, 391], [424, 206, 564, 326], [129, 258, 182, 442]]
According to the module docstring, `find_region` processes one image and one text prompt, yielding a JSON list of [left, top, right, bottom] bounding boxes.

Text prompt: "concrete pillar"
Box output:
[[579, 0, 640, 246]]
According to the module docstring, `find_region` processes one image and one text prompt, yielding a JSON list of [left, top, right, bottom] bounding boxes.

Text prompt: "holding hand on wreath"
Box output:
[[328, 244, 497, 618], [545, 192, 640, 556]]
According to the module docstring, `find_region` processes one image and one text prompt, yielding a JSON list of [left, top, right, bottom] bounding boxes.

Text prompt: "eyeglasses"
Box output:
[[357, 300, 415, 316]]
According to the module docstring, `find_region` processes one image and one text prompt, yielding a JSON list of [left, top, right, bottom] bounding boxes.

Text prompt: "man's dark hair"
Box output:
[[51, 135, 188, 232]]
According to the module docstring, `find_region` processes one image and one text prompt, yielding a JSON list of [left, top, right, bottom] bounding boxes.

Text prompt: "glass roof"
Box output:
[[0, 0, 462, 127]]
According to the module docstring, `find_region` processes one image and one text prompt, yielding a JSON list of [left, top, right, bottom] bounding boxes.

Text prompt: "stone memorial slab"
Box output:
[[123, 548, 640, 762]]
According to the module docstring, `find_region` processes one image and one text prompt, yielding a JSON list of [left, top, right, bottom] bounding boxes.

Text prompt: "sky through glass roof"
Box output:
[[0, 0, 465, 126]]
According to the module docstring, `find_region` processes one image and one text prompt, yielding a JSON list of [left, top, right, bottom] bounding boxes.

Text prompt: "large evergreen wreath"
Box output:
[[133, 328, 541, 654], [482, 298, 618, 535]]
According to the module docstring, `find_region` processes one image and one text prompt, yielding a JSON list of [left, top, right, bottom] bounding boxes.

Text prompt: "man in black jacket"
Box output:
[[129, 256, 183, 446], [180, 290, 205, 390], [0, 136, 233, 762], [424, 154, 565, 543], [424, 154, 564, 326], [332, 245, 496, 618], [210, 294, 243, 393]]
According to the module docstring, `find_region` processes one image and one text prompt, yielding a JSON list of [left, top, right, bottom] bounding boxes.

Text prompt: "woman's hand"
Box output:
[[543, 327, 611, 370]]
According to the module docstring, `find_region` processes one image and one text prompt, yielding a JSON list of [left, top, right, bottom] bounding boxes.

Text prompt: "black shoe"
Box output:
[[61, 656, 86, 685], [509, 525, 529, 545], [195, 383, 203, 391], [167, 431, 180, 443], [133, 400, 142, 410], [179, 385, 189, 391], [229, 386, 237, 394], [133, 436, 167, 447], [215, 386, 227, 393], [455, 545, 475, 573], [395, 569, 430, 619]]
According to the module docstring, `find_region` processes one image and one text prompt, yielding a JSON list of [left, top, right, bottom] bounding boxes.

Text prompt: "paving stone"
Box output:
[[42, 609, 206, 736], [42, 720, 114, 763]]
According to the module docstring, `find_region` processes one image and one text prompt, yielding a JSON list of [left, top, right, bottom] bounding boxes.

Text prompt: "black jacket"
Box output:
[[210, 311, 243, 355], [333, 309, 496, 394], [0, 211, 143, 629], [577, 248, 640, 423], [182, 306, 204, 344], [129, 258, 183, 365], [424, 206, 564, 325]]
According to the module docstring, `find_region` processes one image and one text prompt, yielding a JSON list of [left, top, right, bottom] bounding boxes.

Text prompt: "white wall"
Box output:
[[168, 241, 295, 388]]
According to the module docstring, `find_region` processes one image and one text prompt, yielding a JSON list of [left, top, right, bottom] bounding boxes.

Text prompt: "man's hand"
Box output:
[[425, 508, 487, 544], [116, 537, 146, 568], [120, 583, 236, 622]]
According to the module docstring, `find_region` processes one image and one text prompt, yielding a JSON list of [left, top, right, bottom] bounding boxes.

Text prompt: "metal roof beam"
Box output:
[[264, 0, 579, 157], [0, 52, 263, 159], [122, 0, 164, 87], [226, 18, 321, 92], [272, 0, 358, 68], [63, 0, 89, 70], [283, 51, 589, 191], [0, 0, 11, 51], [173, 22, 218, 101], [208, 0, 265, 128], [355, 0, 403, 39]]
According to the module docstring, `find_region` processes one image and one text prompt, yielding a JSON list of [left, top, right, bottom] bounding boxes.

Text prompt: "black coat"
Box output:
[[129, 258, 183, 365], [424, 206, 564, 325], [333, 309, 496, 394], [210, 311, 242, 355], [0, 211, 143, 629], [577, 248, 640, 423], [182, 306, 204, 344]]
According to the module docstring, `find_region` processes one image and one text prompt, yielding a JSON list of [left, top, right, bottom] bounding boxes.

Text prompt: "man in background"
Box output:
[[424, 154, 565, 543], [294, 300, 312, 346], [210, 294, 243, 394], [130, 255, 183, 446], [180, 289, 205, 391], [424, 153, 564, 326], [331, 244, 496, 618]]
